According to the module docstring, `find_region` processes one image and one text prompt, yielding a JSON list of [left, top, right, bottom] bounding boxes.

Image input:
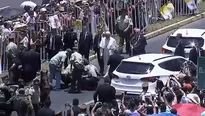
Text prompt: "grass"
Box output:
[[147, 1, 205, 33]]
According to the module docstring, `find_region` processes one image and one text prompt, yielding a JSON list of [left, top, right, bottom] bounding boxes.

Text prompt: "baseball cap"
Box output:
[[183, 83, 192, 91]]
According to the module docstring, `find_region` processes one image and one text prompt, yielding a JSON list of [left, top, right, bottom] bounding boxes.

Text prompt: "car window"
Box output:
[[159, 59, 181, 71], [116, 61, 154, 74], [167, 36, 204, 48], [178, 58, 187, 67]]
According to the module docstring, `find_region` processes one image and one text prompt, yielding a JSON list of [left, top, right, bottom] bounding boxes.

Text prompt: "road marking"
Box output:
[[0, 6, 10, 10]]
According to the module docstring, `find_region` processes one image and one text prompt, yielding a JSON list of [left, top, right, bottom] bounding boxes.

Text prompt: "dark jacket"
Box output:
[[107, 53, 124, 74], [132, 34, 147, 55], [63, 31, 77, 50], [72, 105, 81, 116], [93, 84, 116, 103], [174, 42, 185, 57], [21, 49, 40, 72], [44, 34, 63, 51], [78, 32, 93, 53], [36, 107, 55, 116], [189, 47, 204, 64], [93, 34, 102, 53]]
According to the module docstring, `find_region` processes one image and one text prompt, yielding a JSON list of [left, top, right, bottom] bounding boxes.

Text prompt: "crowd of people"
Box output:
[[0, 0, 204, 116]]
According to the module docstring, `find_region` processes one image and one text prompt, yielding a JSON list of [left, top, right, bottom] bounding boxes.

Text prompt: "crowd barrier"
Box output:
[[0, 11, 74, 72], [0, 0, 200, 73], [103, 0, 199, 34]]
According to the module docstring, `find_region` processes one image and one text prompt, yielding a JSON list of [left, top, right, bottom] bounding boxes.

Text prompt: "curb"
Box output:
[[88, 12, 205, 61], [145, 12, 205, 39]]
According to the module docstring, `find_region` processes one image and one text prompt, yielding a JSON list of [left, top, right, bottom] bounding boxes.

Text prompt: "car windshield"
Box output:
[[167, 36, 204, 48], [116, 61, 154, 74]]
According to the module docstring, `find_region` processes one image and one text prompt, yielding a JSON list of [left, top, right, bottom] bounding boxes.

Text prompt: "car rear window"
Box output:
[[167, 36, 204, 48], [116, 61, 154, 74]]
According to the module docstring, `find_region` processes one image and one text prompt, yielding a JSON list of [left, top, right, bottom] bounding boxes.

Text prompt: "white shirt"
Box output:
[[6, 42, 18, 54], [187, 93, 201, 105], [50, 51, 67, 66], [70, 52, 83, 64], [99, 36, 117, 56], [85, 64, 98, 77], [2, 28, 12, 40], [30, 86, 40, 104], [26, 16, 36, 30], [24, 12, 37, 18], [20, 36, 29, 48], [116, 15, 133, 31]]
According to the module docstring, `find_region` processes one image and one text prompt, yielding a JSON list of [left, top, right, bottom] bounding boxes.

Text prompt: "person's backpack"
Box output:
[[73, 62, 84, 72]]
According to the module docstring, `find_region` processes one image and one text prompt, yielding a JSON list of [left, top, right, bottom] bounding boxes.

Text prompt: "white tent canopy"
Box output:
[[20, 1, 37, 10]]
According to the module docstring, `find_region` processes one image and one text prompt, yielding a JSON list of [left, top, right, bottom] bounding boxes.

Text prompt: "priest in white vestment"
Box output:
[[99, 31, 117, 73]]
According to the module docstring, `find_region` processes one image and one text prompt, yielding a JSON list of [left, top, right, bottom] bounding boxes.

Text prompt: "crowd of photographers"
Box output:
[[60, 71, 205, 116]]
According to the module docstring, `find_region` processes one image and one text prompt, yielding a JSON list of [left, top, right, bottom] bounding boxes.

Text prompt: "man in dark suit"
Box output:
[[93, 26, 104, 74], [43, 29, 63, 60], [189, 42, 204, 65], [174, 33, 185, 57], [93, 77, 116, 103], [21, 44, 40, 83], [63, 28, 77, 50], [36, 97, 55, 116], [78, 26, 93, 60], [131, 28, 147, 56], [107, 50, 124, 81]]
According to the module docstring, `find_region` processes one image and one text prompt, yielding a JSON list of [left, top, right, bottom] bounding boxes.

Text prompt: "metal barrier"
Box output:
[[102, 0, 199, 34], [0, 0, 200, 72]]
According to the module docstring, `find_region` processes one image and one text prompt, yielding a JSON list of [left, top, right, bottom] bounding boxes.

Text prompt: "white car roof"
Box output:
[[171, 29, 205, 37], [122, 53, 173, 63]]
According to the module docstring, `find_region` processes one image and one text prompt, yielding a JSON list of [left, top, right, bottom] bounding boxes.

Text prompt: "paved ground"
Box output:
[[47, 18, 205, 113]]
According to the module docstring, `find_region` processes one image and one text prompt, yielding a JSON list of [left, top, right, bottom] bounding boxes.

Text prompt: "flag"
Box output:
[[185, 0, 197, 10], [48, 15, 62, 29], [160, 2, 174, 20]]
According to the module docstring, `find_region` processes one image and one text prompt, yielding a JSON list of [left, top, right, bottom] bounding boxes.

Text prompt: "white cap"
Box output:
[[40, 8, 46, 12], [82, 0, 88, 4], [60, 0, 68, 4], [103, 30, 111, 35]]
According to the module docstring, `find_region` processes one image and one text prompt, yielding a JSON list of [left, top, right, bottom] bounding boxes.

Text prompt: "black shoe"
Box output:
[[68, 89, 76, 93], [76, 89, 81, 93]]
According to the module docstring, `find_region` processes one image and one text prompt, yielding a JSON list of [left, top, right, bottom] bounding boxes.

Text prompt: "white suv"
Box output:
[[162, 28, 205, 57], [111, 53, 192, 95]]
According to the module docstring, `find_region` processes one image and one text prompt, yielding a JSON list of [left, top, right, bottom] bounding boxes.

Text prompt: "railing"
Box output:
[[0, 0, 200, 73], [102, 0, 199, 34]]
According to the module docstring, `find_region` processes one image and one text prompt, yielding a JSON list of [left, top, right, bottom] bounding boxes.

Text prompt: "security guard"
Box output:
[[6, 34, 18, 83], [69, 47, 84, 93], [21, 44, 40, 84]]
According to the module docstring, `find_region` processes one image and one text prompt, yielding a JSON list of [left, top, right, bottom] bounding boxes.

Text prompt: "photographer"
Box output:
[[161, 76, 179, 111]]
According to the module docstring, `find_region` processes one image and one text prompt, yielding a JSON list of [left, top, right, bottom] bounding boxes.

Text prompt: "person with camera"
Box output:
[[91, 102, 112, 116]]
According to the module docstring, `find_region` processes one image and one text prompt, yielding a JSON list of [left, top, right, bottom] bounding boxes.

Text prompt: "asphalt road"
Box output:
[[46, 18, 205, 113], [2, 0, 205, 115]]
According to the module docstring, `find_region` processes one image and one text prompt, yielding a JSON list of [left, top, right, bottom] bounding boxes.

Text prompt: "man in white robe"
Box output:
[[99, 31, 117, 74]]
